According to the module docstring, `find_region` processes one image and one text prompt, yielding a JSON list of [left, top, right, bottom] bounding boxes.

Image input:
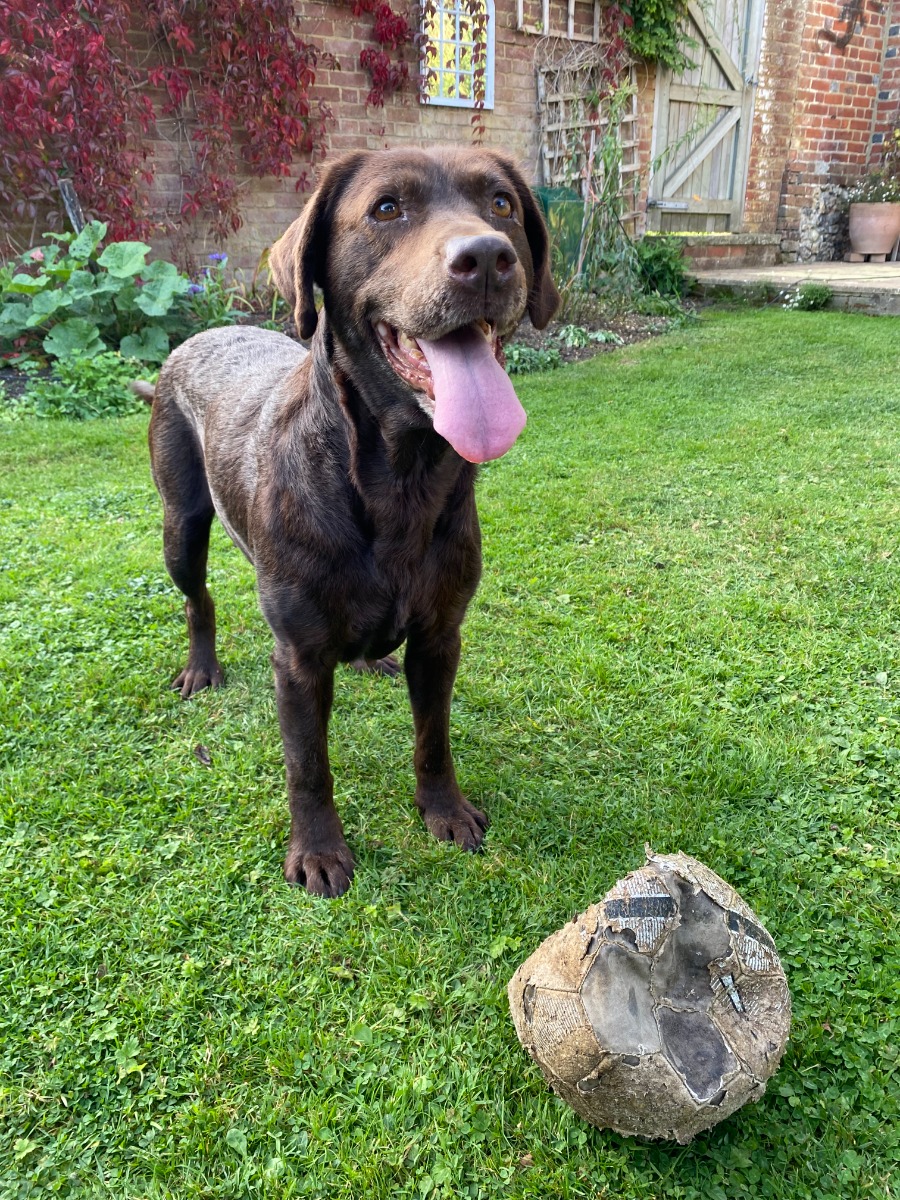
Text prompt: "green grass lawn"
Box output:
[[1, 307, 898, 1199]]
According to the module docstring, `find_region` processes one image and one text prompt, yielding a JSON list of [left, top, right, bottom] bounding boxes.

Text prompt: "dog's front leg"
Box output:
[[405, 626, 488, 851], [272, 643, 354, 897]]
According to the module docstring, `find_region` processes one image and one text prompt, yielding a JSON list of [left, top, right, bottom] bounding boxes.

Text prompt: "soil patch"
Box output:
[[508, 310, 681, 365]]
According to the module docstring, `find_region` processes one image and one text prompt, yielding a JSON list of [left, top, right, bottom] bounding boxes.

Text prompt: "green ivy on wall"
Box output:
[[622, 0, 693, 73]]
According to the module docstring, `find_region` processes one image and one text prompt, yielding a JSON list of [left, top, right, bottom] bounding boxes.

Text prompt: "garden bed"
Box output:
[[0, 309, 681, 404], [507, 308, 684, 365]]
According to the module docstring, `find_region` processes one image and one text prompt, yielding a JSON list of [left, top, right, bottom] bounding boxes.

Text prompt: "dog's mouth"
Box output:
[[373, 319, 526, 464], [374, 318, 503, 406]]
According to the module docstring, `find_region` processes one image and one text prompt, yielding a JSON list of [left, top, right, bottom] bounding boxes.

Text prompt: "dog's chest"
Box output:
[[344, 538, 439, 658]]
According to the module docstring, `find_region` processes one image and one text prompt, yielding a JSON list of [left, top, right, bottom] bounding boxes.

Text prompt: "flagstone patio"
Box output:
[[690, 261, 900, 315]]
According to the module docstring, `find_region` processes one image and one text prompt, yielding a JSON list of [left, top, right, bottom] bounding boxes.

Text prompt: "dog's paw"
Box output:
[[349, 655, 401, 678], [417, 795, 488, 852], [284, 844, 355, 898], [171, 661, 224, 699]]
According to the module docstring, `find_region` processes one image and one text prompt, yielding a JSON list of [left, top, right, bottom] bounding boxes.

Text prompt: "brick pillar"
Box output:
[[771, 0, 890, 260], [870, 2, 900, 164], [744, 0, 805, 235]]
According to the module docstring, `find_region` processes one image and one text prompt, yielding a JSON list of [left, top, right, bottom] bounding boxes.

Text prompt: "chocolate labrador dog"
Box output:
[[144, 147, 559, 896]]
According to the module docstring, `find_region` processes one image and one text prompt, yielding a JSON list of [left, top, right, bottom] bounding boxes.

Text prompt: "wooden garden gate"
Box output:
[[647, 0, 765, 232]]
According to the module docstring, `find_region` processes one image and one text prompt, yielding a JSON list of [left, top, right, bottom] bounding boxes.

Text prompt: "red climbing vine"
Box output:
[[146, 0, 331, 239], [0, 0, 156, 241], [1, 0, 671, 249], [0, 0, 331, 244], [348, 0, 416, 108]]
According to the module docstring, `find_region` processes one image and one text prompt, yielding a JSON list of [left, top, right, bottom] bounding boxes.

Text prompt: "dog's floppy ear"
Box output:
[[268, 152, 368, 340], [492, 154, 561, 330]]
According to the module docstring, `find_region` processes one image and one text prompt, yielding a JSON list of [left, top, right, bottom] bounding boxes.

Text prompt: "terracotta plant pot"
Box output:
[[848, 202, 900, 255]]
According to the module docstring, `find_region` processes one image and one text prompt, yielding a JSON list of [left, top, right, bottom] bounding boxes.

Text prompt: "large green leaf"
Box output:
[[30, 241, 62, 269], [134, 262, 191, 317], [0, 302, 31, 340], [64, 269, 103, 301], [133, 284, 178, 318], [140, 259, 188, 284], [97, 241, 150, 279], [6, 274, 49, 296], [89, 273, 123, 297], [26, 289, 73, 326], [68, 221, 107, 261], [119, 324, 170, 364], [63, 270, 122, 311], [42, 318, 106, 360]]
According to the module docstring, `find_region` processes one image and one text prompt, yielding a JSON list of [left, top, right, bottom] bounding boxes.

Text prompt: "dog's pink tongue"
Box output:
[[417, 325, 526, 463]]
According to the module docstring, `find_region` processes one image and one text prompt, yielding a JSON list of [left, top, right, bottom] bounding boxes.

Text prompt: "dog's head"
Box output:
[[269, 147, 560, 463]]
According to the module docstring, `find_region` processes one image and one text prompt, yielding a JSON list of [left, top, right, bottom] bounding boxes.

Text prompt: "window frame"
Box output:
[[420, 0, 496, 110]]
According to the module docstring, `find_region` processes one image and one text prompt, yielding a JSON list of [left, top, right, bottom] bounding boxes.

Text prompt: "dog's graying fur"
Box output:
[[145, 146, 559, 896]]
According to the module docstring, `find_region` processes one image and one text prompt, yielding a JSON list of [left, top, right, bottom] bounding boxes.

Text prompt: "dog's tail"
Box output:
[[129, 380, 156, 406]]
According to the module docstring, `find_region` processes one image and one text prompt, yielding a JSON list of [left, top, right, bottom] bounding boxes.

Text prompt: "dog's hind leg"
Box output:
[[148, 400, 224, 698], [349, 655, 401, 678], [405, 625, 488, 851]]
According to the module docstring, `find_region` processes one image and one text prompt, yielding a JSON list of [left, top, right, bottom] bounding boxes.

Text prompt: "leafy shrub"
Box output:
[[782, 283, 833, 312], [556, 324, 624, 348], [626, 0, 692, 71], [634, 236, 690, 298], [630, 291, 696, 319], [846, 171, 900, 204], [505, 344, 563, 374], [0, 226, 252, 365], [2, 353, 155, 421], [182, 253, 249, 331], [0, 222, 193, 364]]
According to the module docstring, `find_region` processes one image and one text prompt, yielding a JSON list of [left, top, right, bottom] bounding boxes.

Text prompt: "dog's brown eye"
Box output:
[[373, 198, 401, 222], [492, 194, 513, 218]]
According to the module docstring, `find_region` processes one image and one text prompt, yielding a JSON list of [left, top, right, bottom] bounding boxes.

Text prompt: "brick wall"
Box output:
[[745, 0, 900, 261], [147, 0, 547, 271], [871, 12, 900, 158], [633, 67, 657, 237], [9, 1, 900, 270]]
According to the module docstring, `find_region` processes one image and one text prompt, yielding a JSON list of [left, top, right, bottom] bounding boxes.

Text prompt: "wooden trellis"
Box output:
[[534, 39, 639, 216], [516, 0, 602, 42]]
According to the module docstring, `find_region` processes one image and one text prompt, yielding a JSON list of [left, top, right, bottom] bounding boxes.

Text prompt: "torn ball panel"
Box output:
[[508, 848, 791, 1143]]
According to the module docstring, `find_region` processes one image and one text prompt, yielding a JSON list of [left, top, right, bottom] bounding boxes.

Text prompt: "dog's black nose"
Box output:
[[445, 234, 518, 289]]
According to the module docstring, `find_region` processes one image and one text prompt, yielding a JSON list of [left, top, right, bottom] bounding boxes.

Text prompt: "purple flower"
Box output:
[[188, 283, 205, 294], [207, 252, 228, 263]]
